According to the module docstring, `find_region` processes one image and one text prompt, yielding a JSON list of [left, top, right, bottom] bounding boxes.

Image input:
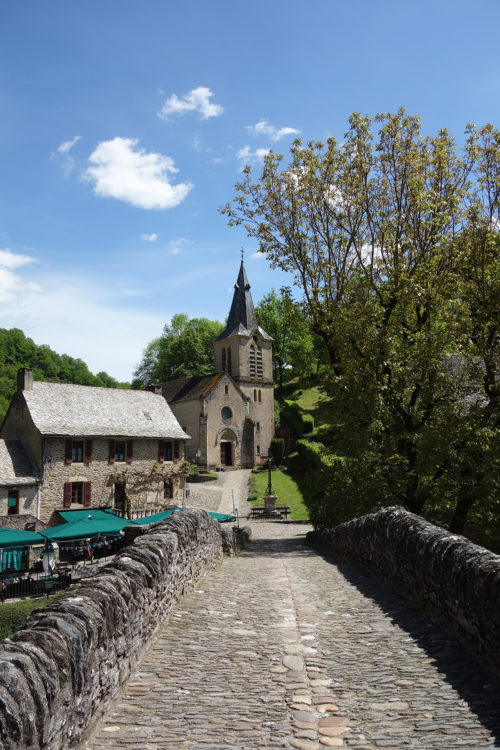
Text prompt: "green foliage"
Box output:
[[269, 438, 285, 462], [0, 597, 54, 640], [296, 439, 327, 470], [0, 328, 130, 424], [224, 110, 500, 543], [255, 289, 326, 393], [281, 400, 314, 438], [133, 314, 224, 386]]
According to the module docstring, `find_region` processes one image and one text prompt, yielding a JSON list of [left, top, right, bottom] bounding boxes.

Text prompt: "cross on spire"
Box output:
[[240, 247, 244, 263]]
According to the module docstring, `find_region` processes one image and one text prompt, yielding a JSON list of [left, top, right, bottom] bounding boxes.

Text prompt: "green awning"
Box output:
[[207, 511, 237, 523], [0, 547, 25, 571], [0, 528, 45, 548], [132, 509, 179, 525], [40, 515, 136, 541], [59, 508, 122, 522]]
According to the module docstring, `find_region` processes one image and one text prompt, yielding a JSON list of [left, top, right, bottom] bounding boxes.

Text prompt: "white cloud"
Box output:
[[246, 119, 300, 141], [250, 251, 264, 260], [84, 137, 192, 210], [54, 135, 81, 176], [168, 237, 190, 255], [237, 146, 270, 166], [0, 263, 164, 381], [141, 233, 158, 242], [0, 248, 37, 269], [0, 249, 39, 304], [57, 135, 81, 154], [158, 86, 223, 121]]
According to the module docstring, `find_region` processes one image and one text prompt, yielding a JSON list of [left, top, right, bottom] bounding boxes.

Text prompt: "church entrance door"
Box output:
[[220, 441, 233, 467]]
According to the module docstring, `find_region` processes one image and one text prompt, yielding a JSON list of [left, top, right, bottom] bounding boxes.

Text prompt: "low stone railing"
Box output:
[[307, 507, 500, 676], [0, 509, 233, 750]]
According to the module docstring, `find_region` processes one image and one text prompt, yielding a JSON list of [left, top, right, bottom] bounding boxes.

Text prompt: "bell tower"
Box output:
[[214, 258, 274, 460]]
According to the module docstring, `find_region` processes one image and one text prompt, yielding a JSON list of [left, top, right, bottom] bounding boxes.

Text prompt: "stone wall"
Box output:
[[307, 507, 500, 675], [0, 509, 226, 750], [0, 485, 39, 518], [40, 436, 185, 525]]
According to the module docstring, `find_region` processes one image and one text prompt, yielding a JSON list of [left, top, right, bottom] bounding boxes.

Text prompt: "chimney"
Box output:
[[146, 384, 163, 396], [17, 368, 33, 392]]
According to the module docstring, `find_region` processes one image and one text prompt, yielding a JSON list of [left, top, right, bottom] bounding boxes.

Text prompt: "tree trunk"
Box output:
[[449, 489, 478, 535]]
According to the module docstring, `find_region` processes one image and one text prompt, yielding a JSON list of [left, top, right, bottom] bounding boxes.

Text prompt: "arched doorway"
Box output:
[[220, 441, 233, 467], [216, 428, 238, 467]]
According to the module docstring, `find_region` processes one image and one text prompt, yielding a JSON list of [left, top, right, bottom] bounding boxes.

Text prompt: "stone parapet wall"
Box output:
[[307, 507, 500, 675], [0, 509, 225, 750]]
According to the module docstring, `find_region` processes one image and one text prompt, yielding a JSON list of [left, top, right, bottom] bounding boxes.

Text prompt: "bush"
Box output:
[[281, 400, 314, 438], [270, 438, 285, 463], [0, 597, 54, 640], [296, 439, 326, 471]]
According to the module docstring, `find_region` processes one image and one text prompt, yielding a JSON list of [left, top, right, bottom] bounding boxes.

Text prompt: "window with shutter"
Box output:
[[84, 439, 93, 464], [158, 440, 165, 463], [114, 441, 126, 462], [63, 482, 72, 508], [72, 440, 84, 463], [109, 439, 116, 463], [165, 441, 173, 461], [84, 482, 92, 507], [65, 439, 73, 465], [174, 441, 179, 460], [126, 440, 133, 464]]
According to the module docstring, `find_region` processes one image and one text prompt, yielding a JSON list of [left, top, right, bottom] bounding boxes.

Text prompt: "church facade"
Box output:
[[157, 261, 274, 469]]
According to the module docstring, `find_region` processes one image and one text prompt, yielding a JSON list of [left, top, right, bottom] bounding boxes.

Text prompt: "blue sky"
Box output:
[[1, 0, 499, 381]]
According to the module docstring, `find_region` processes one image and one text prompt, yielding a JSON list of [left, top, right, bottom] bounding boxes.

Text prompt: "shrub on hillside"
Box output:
[[270, 438, 285, 463], [280, 400, 314, 438]]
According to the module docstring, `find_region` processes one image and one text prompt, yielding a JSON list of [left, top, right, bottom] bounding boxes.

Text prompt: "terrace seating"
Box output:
[[250, 504, 291, 519]]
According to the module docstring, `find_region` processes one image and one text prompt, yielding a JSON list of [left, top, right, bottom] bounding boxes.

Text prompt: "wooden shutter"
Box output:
[[84, 482, 92, 507], [108, 439, 115, 464], [158, 440, 164, 463], [84, 439, 92, 464], [65, 439, 72, 465], [174, 441, 179, 460], [126, 440, 133, 464], [63, 482, 72, 508]]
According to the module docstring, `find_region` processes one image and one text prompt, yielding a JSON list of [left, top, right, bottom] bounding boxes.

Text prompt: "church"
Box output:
[[154, 260, 274, 469]]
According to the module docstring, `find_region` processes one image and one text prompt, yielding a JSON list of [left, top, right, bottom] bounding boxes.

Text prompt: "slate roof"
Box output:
[[22, 382, 190, 439], [0, 439, 39, 486], [159, 373, 225, 403], [216, 260, 272, 341]]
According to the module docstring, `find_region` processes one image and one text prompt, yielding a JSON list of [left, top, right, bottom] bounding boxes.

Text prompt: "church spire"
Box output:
[[216, 258, 258, 339]]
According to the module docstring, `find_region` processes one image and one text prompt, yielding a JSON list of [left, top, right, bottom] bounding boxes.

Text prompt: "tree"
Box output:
[[223, 109, 500, 537], [133, 314, 224, 386], [255, 288, 318, 394]]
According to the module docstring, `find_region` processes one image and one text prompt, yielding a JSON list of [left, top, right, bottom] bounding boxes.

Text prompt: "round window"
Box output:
[[221, 406, 232, 420]]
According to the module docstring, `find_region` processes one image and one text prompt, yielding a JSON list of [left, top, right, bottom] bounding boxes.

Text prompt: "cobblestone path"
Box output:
[[84, 472, 500, 750]]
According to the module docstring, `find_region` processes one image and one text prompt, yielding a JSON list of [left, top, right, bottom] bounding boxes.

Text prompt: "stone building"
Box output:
[[0, 369, 189, 524], [156, 260, 274, 468], [0, 437, 41, 530]]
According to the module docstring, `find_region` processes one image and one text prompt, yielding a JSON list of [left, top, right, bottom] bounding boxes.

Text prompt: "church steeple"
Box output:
[[216, 259, 258, 340]]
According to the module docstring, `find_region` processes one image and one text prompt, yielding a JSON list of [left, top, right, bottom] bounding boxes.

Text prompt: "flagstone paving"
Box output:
[[83, 471, 500, 749]]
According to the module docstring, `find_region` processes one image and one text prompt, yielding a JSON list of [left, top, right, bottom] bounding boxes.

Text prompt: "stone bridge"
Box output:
[[2, 470, 500, 749]]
